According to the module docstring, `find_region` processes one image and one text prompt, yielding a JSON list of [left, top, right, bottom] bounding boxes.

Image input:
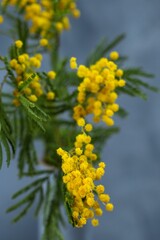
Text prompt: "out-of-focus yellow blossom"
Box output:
[[72, 9, 81, 18], [116, 69, 123, 77], [0, 15, 4, 24], [39, 38, 48, 47], [2, 0, 80, 38], [28, 94, 38, 102], [57, 120, 114, 227], [47, 71, 56, 80], [70, 53, 125, 126], [62, 16, 70, 30], [91, 218, 99, 227], [46, 91, 55, 100], [77, 117, 85, 127], [84, 123, 93, 132], [12, 98, 20, 107], [15, 40, 23, 49], [70, 57, 77, 69], [109, 51, 119, 61], [106, 203, 114, 211], [55, 22, 63, 33]]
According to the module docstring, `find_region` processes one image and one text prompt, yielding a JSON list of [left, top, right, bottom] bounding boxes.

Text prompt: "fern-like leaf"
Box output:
[[0, 103, 15, 168], [7, 176, 50, 222], [86, 34, 125, 66]]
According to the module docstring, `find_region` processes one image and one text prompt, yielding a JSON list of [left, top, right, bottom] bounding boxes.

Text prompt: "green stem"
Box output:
[[50, 33, 60, 70]]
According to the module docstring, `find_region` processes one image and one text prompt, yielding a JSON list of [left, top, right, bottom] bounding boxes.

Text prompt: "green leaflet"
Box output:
[[7, 176, 50, 222], [43, 179, 51, 225], [9, 45, 18, 60], [116, 67, 158, 99], [64, 189, 75, 226], [91, 127, 120, 153], [116, 107, 128, 118], [42, 172, 64, 240], [17, 136, 38, 177], [4, 57, 16, 82], [86, 34, 125, 66], [120, 83, 148, 100], [124, 67, 154, 78], [0, 142, 2, 169], [34, 188, 44, 217], [7, 193, 36, 213], [12, 200, 34, 223], [2, 124, 15, 154], [42, 213, 64, 240], [125, 77, 159, 93], [0, 103, 15, 168], [12, 177, 48, 199], [18, 95, 49, 131], [22, 170, 53, 176], [19, 95, 49, 121], [16, 19, 28, 52], [0, 134, 11, 167]]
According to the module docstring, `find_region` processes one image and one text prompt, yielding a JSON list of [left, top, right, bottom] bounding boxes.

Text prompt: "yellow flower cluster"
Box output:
[[2, 0, 80, 38], [71, 52, 125, 126], [57, 118, 114, 227], [11, 40, 56, 106]]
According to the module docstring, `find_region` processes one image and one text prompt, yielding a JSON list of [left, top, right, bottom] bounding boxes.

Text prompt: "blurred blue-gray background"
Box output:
[[1, 0, 160, 240]]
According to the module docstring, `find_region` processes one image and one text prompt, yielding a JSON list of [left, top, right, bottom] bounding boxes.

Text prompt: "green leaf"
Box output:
[[17, 132, 38, 177], [12, 200, 34, 223], [0, 142, 3, 169], [102, 34, 125, 53], [13, 111, 18, 143], [12, 177, 48, 199], [18, 145, 26, 177], [116, 107, 128, 118], [64, 189, 74, 226], [91, 126, 120, 153], [0, 134, 11, 167], [124, 68, 154, 78], [42, 173, 64, 240], [43, 180, 51, 224], [34, 188, 44, 217], [23, 170, 53, 176], [2, 93, 13, 99], [9, 45, 18, 60], [18, 95, 35, 108], [7, 195, 34, 213], [4, 57, 16, 82], [18, 109, 25, 143], [31, 104, 49, 122], [2, 127, 15, 155], [42, 198, 64, 240], [16, 19, 28, 52], [7, 176, 50, 223], [86, 34, 125, 65], [7, 186, 44, 222], [117, 82, 147, 100], [0, 103, 16, 168], [126, 77, 159, 92], [19, 95, 49, 131]]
